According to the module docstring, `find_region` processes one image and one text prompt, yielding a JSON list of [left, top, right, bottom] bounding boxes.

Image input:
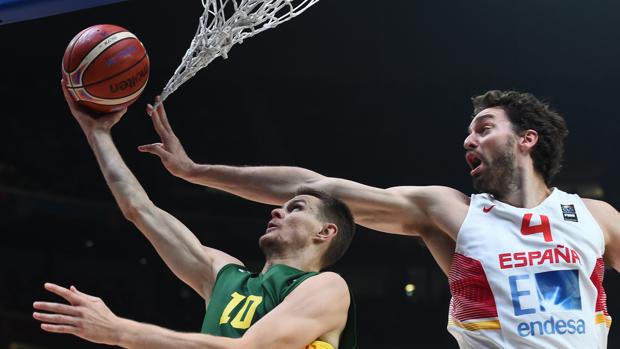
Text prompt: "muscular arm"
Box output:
[[118, 272, 349, 349], [186, 165, 421, 233], [88, 130, 239, 298], [584, 199, 620, 272], [140, 100, 469, 238], [419, 226, 457, 275], [63, 87, 239, 300], [35, 273, 350, 349], [191, 166, 467, 237]]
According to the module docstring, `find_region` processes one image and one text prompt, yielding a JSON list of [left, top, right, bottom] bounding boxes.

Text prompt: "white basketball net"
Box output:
[[157, 0, 319, 104]]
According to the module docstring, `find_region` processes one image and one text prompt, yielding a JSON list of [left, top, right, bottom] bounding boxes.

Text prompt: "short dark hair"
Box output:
[[472, 90, 569, 185], [296, 187, 355, 268]]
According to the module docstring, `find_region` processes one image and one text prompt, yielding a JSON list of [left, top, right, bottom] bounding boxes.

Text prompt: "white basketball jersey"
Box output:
[[447, 189, 612, 349]]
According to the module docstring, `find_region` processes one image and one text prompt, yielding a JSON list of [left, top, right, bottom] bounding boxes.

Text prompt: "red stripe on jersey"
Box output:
[[590, 257, 609, 316], [449, 253, 498, 321]]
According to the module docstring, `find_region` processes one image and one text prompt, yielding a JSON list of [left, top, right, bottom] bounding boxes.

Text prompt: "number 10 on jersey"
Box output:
[[219, 292, 264, 329]]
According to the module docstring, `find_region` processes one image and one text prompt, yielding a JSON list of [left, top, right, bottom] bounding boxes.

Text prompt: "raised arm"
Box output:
[[62, 85, 239, 299], [34, 273, 350, 349], [139, 99, 469, 237]]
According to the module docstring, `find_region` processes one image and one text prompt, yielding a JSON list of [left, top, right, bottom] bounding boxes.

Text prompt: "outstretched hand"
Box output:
[[61, 80, 127, 134], [139, 96, 196, 178], [33, 283, 122, 346]]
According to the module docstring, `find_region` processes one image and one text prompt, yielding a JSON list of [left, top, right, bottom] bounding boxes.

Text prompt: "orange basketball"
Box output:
[[62, 24, 150, 113]]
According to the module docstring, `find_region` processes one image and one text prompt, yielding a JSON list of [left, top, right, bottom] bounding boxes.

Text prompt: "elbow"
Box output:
[[120, 200, 155, 223], [300, 171, 329, 190]]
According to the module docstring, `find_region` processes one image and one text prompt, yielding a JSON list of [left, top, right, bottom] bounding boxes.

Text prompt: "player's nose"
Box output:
[[271, 208, 284, 219], [464, 133, 478, 150]]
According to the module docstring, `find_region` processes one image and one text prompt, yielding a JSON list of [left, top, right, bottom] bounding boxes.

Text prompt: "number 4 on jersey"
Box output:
[[520, 214, 553, 242]]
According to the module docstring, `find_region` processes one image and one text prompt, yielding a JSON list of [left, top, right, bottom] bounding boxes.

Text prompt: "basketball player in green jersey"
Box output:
[[32, 87, 356, 349]]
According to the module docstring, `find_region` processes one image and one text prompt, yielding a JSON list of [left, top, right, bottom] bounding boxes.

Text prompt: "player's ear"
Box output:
[[519, 129, 539, 153], [316, 223, 338, 242]]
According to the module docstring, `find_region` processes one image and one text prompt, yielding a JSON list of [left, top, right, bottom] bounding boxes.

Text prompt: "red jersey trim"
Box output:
[[449, 253, 498, 322]]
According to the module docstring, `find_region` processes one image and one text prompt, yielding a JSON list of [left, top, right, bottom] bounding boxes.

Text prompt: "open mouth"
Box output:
[[266, 221, 278, 232], [465, 152, 483, 176]]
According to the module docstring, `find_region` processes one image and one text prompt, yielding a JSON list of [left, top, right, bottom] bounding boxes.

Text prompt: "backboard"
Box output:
[[0, 0, 127, 25]]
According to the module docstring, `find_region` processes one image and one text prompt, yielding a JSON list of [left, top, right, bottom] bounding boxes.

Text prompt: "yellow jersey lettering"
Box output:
[[230, 295, 263, 329], [220, 292, 264, 329], [219, 292, 246, 324]]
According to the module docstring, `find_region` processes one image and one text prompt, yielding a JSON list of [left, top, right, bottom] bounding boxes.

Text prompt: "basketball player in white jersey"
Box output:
[[139, 91, 620, 348]]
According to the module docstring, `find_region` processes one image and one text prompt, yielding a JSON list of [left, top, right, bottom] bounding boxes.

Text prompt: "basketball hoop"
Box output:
[[156, 0, 319, 106]]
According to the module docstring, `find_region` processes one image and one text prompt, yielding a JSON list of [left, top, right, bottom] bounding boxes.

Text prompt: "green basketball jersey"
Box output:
[[201, 264, 356, 349]]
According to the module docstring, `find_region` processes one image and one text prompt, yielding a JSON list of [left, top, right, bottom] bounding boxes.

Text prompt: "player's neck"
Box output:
[[496, 169, 551, 208], [262, 253, 322, 274]]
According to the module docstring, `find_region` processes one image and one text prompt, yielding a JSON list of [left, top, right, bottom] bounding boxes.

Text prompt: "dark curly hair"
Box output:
[[472, 90, 569, 185]]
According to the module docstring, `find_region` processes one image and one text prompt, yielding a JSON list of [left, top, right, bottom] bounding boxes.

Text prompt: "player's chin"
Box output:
[[259, 235, 283, 256], [259, 233, 277, 248], [260, 231, 290, 249]]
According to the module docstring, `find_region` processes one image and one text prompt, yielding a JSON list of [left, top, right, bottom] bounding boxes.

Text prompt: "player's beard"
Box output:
[[472, 137, 520, 199]]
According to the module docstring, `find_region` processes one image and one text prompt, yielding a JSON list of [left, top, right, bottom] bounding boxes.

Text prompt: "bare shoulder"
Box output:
[[583, 198, 620, 271], [581, 197, 618, 212], [581, 198, 620, 228], [303, 272, 349, 294], [387, 185, 470, 238], [201, 246, 245, 294], [287, 272, 349, 305], [202, 246, 244, 267], [315, 271, 348, 287]]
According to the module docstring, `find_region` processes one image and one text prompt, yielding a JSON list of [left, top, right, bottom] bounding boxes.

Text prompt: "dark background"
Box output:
[[1, 1, 620, 348]]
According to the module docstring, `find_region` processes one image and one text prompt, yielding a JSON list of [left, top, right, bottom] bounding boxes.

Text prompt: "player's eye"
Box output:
[[480, 125, 492, 135], [289, 203, 303, 212]]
